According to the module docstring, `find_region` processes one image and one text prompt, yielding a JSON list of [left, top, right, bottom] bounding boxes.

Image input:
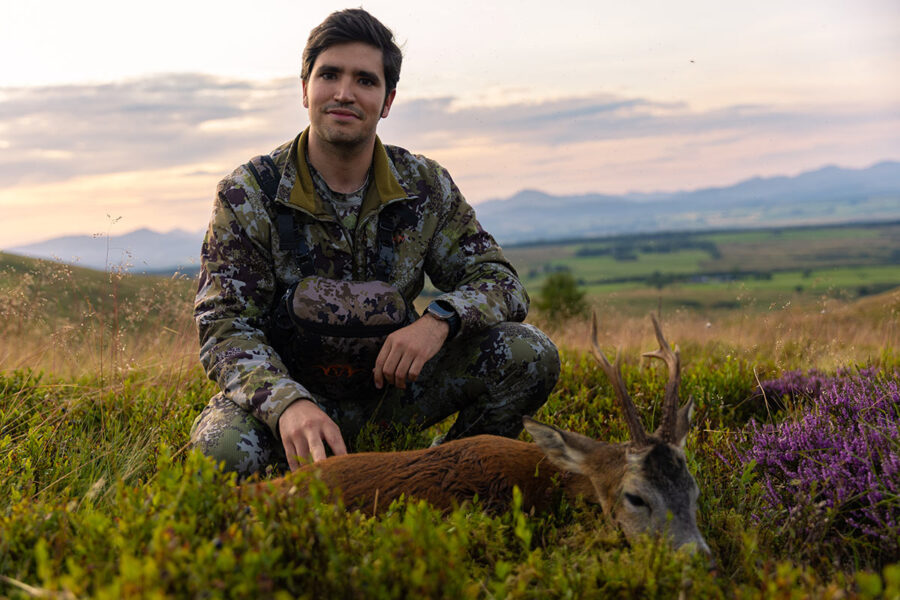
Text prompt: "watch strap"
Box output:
[[427, 301, 461, 340]]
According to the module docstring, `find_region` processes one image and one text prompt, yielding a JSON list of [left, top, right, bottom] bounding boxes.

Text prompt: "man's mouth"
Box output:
[[325, 107, 362, 120]]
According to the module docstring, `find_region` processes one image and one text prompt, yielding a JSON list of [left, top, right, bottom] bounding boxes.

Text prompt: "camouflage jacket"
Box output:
[[195, 128, 529, 436]]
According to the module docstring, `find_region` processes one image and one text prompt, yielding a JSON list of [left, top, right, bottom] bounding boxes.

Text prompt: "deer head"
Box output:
[[524, 313, 709, 554]]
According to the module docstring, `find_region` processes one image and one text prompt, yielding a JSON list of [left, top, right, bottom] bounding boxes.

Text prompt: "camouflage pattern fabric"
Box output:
[[279, 277, 410, 399], [190, 322, 559, 478], [308, 153, 366, 233], [289, 277, 408, 329], [194, 127, 531, 439]]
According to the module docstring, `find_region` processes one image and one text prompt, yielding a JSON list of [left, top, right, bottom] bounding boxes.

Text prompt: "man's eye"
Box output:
[[359, 78, 374, 86], [624, 492, 648, 508]]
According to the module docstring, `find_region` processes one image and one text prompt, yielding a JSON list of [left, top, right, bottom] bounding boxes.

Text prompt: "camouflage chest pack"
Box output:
[[247, 155, 413, 398]]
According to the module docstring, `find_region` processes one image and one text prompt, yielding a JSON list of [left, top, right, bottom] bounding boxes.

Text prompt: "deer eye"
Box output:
[[624, 492, 648, 509]]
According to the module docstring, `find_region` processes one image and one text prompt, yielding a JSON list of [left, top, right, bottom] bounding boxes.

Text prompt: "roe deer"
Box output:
[[253, 313, 709, 553]]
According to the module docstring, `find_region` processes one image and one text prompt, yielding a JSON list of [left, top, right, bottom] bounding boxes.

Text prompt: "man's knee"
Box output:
[[482, 322, 560, 393], [190, 395, 286, 478]]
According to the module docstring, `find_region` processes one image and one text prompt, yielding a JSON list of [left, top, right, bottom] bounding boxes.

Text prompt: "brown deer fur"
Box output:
[[252, 434, 598, 515]]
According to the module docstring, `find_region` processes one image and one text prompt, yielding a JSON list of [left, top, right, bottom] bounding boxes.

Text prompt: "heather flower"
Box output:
[[739, 368, 900, 566]]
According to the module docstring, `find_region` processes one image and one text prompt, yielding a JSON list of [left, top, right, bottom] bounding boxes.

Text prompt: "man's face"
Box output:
[[302, 41, 396, 151]]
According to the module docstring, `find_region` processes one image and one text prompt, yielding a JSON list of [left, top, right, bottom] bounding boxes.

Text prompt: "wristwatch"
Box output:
[[425, 300, 461, 340]]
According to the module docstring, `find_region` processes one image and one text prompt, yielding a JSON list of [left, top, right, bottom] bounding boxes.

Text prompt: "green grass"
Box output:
[[700, 224, 889, 245], [1, 230, 900, 598], [576, 266, 900, 310], [2, 353, 898, 598]]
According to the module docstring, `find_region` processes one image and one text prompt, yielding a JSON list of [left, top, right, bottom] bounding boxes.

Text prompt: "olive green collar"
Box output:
[[288, 128, 409, 218]]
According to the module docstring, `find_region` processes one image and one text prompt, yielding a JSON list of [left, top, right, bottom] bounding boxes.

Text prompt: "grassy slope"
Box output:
[[0, 252, 197, 378], [1, 246, 899, 598]]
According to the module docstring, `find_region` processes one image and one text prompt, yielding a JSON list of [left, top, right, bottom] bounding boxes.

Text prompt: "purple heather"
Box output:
[[739, 368, 900, 555]]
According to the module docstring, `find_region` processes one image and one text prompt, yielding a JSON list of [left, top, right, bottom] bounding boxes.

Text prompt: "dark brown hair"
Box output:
[[301, 9, 402, 96]]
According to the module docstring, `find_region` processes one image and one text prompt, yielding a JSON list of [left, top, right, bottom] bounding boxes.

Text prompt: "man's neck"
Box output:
[[306, 132, 375, 193]]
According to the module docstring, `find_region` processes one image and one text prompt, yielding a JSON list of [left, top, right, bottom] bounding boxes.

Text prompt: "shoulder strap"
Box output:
[[374, 214, 395, 282], [247, 154, 280, 200], [373, 203, 417, 282], [246, 155, 314, 276]]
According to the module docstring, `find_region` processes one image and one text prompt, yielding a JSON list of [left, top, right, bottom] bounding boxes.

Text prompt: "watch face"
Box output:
[[427, 302, 454, 320]]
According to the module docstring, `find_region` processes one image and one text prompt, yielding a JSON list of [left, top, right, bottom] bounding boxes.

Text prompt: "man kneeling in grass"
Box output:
[[190, 8, 559, 477]]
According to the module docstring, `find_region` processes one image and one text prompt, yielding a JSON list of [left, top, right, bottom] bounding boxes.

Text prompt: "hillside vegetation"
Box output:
[[506, 221, 900, 316], [1, 232, 899, 598], [0, 252, 196, 379]]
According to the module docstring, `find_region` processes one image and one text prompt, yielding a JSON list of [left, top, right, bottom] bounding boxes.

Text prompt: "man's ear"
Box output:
[[523, 416, 602, 475], [381, 88, 396, 119], [302, 79, 309, 109]]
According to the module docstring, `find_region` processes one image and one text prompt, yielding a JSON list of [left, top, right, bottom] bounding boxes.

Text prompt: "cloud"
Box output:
[[1, 73, 898, 198], [382, 95, 898, 150], [0, 74, 303, 187]]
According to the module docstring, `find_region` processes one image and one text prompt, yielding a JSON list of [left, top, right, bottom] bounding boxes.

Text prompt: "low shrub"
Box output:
[[535, 272, 587, 322], [738, 368, 900, 568]]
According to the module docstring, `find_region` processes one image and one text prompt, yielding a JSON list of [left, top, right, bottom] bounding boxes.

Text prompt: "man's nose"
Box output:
[[333, 77, 354, 103]]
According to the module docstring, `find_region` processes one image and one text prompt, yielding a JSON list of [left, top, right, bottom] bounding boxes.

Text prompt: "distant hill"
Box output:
[[474, 161, 900, 244], [7, 228, 204, 273], [5, 161, 899, 271]]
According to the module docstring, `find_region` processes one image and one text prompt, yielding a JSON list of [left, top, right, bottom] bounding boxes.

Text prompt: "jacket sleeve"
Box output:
[[194, 171, 312, 436], [423, 166, 529, 335]]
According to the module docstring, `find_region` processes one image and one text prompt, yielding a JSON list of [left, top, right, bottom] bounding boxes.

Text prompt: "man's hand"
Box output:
[[278, 399, 347, 470], [373, 315, 449, 390]]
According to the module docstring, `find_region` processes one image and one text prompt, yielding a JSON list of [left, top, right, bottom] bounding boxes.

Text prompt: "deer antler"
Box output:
[[641, 313, 681, 444], [591, 312, 648, 446]]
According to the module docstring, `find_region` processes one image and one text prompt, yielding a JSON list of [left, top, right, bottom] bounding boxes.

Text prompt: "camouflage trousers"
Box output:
[[190, 322, 559, 478]]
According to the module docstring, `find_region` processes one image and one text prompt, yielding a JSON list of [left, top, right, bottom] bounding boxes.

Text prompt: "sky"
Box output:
[[1, 0, 899, 247]]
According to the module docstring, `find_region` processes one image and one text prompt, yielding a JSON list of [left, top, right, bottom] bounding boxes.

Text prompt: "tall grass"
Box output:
[[3, 252, 897, 378], [0, 253, 197, 380], [539, 287, 900, 373]]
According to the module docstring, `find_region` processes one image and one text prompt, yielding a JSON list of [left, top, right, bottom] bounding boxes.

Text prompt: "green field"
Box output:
[[503, 221, 900, 313]]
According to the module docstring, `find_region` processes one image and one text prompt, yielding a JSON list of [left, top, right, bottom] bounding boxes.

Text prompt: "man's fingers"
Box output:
[[380, 346, 402, 386], [285, 437, 308, 472], [408, 356, 426, 382], [393, 353, 416, 389], [373, 338, 391, 388], [307, 435, 327, 462], [285, 444, 299, 472], [324, 426, 348, 456], [375, 323, 445, 389]]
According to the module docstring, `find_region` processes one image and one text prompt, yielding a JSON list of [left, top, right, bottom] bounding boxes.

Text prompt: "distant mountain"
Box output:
[[5, 161, 900, 271], [8, 228, 204, 273], [475, 161, 900, 244]]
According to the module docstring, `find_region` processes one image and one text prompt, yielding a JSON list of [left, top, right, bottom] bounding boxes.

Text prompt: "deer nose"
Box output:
[[698, 537, 711, 556], [694, 538, 716, 572], [675, 533, 712, 559]]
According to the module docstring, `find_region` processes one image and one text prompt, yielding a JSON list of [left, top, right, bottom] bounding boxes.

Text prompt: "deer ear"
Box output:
[[652, 397, 694, 448], [523, 416, 602, 475], [673, 398, 694, 449]]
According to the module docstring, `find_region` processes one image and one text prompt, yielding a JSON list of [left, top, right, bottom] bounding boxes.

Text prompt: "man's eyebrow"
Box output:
[[314, 64, 381, 83], [314, 63, 342, 74]]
